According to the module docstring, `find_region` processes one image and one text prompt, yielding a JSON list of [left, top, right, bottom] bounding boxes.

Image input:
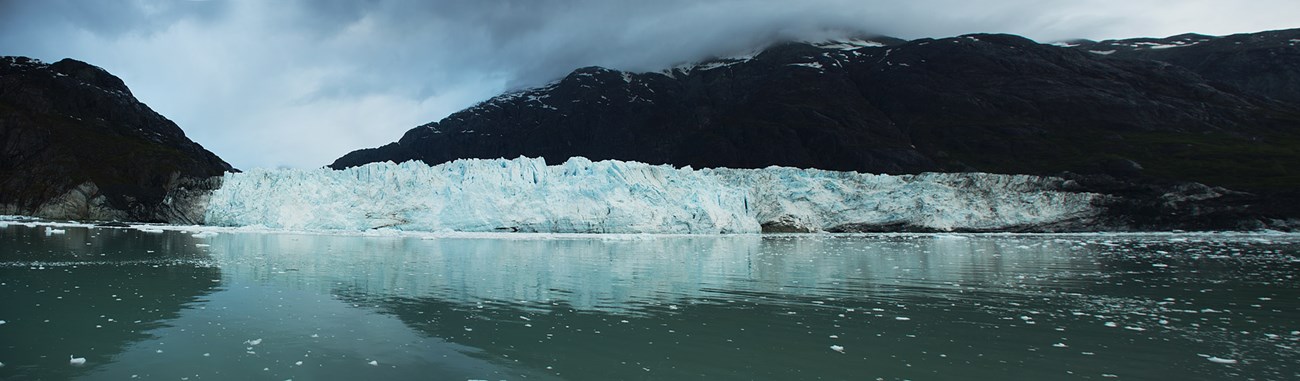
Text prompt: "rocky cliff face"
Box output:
[[0, 56, 233, 223], [332, 30, 1300, 230]]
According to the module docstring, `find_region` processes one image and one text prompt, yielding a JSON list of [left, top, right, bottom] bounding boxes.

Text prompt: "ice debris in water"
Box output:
[[1202, 355, 1239, 364], [245, 338, 262, 346], [69, 355, 86, 366], [368, 360, 379, 366], [45, 227, 66, 235], [205, 156, 1100, 233], [830, 345, 845, 353], [0, 320, 6, 325]]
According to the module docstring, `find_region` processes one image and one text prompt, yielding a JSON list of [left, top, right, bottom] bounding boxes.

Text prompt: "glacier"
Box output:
[[204, 157, 1101, 234]]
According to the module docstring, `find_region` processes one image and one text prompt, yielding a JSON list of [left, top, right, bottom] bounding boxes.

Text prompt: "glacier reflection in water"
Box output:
[[1, 223, 1298, 380]]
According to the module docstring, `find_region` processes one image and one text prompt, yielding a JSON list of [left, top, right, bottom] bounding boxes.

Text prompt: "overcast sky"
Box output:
[[2, 0, 1298, 169]]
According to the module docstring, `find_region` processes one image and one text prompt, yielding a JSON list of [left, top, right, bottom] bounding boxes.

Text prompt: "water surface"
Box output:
[[1, 222, 1297, 380]]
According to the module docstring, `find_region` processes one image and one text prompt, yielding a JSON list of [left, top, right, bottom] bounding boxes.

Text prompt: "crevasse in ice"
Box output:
[[204, 157, 1099, 233]]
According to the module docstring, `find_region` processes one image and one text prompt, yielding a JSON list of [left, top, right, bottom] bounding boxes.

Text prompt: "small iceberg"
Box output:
[[1206, 356, 1238, 364]]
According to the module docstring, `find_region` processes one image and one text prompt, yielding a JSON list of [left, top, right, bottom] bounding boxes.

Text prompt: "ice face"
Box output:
[[204, 157, 1099, 233]]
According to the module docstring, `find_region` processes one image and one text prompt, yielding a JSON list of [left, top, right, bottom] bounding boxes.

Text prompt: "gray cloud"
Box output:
[[2, 0, 1298, 169]]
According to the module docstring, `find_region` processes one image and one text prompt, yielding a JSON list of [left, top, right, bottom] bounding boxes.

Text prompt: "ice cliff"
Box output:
[[205, 157, 1100, 233]]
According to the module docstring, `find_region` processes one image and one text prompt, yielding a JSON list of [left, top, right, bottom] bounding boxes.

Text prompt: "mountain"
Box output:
[[333, 30, 1300, 230], [0, 56, 234, 223], [1066, 29, 1300, 104]]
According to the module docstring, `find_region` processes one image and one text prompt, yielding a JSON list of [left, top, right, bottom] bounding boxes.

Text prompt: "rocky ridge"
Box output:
[[0, 56, 234, 223]]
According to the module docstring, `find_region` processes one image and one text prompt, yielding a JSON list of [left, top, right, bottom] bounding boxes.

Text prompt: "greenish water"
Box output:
[[1, 223, 1298, 380]]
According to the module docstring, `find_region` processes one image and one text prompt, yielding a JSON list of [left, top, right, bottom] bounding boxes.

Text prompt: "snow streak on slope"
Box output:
[[205, 157, 1099, 233]]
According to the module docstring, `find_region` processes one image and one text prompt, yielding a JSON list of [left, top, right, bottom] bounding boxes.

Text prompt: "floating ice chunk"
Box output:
[[368, 360, 379, 366], [139, 228, 164, 234], [1103, 322, 1117, 328], [245, 338, 262, 346], [1151, 263, 1168, 268], [1206, 356, 1238, 364], [1053, 343, 1068, 348], [45, 227, 66, 235], [895, 317, 911, 321], [295, 361, 303, 366], [830, 345, 845, 353], [0, 320, 5, 325], [70, 355, 86, 366]]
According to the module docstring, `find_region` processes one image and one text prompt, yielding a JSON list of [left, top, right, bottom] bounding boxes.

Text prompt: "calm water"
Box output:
[[1, 223, 1298, 380]]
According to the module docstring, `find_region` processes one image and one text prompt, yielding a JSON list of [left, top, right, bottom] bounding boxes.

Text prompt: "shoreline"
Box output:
[[4, 215, 1298, 240]]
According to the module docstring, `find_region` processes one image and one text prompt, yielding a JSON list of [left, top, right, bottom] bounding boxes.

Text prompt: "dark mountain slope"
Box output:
[[336, 33, 1299, 186], [1070, 28, 1300, 104], [333, 31, 1300, 230], [0, 56, 234, 222]]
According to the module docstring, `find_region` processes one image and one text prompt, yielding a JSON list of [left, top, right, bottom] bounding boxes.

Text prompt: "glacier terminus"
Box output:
[[203, 156, 1100, 234]]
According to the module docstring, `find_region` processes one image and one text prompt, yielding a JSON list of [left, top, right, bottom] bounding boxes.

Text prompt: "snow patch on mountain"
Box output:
[[205, 157, 1100, 234], [809, 38, 887, 50]]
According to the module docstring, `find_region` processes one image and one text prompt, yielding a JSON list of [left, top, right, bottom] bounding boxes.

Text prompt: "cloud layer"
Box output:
[[3, 0, 1298, 168]]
